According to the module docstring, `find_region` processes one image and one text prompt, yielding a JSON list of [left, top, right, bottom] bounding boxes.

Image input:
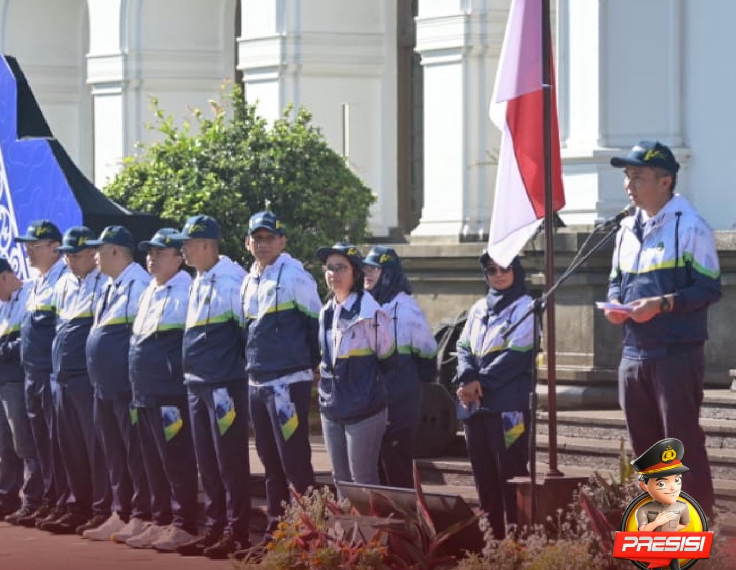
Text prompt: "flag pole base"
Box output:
[[507, 474, 589, 527]]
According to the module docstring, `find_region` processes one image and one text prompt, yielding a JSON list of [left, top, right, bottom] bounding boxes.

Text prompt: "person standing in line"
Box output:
[[41, 227, 112, 535], [316, 243, 397, 492], [83, 226, 153, 542], [0, 259, 43, 524], [606, 140, 721, 518], [173, 215, 251, 560], [13, 220, 70, 528], [362, 246, 438, 489], [455, 253, 534, 540], [241, 211, 320, 546], [127, 228, 199, 551]]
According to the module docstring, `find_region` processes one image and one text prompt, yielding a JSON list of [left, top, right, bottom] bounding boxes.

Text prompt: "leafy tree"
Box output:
[[104, 84, 375, 281]]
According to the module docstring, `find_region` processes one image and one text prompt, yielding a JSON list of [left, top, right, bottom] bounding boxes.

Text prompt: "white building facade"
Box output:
[[1, 0, 734, 239]]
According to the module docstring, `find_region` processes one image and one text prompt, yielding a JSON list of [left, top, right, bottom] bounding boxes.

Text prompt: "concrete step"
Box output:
[[537, 409, 736, 449]]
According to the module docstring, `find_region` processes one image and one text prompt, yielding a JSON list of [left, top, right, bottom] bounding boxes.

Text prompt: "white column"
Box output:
[[0, 0, 92, 177], [87, 0, 237, 187], [558, 0, 686, 225], [411, 0, 502, 241], [238, 0, 398, 237]]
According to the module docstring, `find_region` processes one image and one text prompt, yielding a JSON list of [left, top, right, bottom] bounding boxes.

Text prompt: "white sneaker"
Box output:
[[111, 517, 150, 544], [126, 523, 167, 549], [82, 512, 126, 541], [152, 524, 199, 552]]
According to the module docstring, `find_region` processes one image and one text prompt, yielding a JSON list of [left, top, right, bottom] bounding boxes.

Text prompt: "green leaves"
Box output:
[[104, 84, 375, 279]]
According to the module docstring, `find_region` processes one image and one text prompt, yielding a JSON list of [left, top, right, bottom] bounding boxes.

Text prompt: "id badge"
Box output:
[[213, 387, 236, 436], [502, 411, 525, 448], [274, 383, 299, 442], [161, 405, 183, 442]]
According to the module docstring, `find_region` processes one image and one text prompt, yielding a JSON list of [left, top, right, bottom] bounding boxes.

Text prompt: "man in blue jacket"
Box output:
[[173, 215, 250, 559], [128, 228, 199, 551], [42, 227, 112, 535], [606, 140, 721, 518], [14, 220, 70, 528], [0, 259, 42, 524], [241, 211, 320, 546], [83, 226, 152, 542]]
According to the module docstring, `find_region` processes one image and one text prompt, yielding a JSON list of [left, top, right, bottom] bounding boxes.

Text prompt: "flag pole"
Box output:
[[542, 0, 562, 478]]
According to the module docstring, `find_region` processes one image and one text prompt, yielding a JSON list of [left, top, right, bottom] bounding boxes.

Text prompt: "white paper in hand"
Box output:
[[595, 302, 634, 313]]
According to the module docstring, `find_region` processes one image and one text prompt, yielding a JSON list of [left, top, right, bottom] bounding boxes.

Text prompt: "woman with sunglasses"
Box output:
[[362, 246, 437, 488], [315, 243, 397, 490], [455, 252, 534, 540]]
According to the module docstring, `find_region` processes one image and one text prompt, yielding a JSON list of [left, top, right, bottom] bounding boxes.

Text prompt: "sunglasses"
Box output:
[[484, 265, 512, 276]]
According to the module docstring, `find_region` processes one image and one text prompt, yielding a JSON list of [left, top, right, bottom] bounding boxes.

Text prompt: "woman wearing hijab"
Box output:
[[363, 246, 437, 488], [315, 243, 397, 490], [454, 252, 534, 540]]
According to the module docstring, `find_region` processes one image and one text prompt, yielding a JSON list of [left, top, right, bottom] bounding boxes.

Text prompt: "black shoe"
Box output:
[[0, 503, 21, 521], [233, 533, 270, 561], [16, 504, 49, 527], [43, 512, 90, 534], [176, 527, 222, 557], [203, 530, 251, 560], [75, 512, 111, 536], [36, 505, 67, 529], [4, 504, 33, 525]]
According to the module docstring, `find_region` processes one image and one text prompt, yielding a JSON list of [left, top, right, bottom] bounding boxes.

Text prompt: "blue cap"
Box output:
[[138, 228, 184, 251], [610, 140, 680, 175], [248, 211, 284, 235], [55, 226, 96, 253], [171, 215, 221, 241], [86, 225, 135, 249], [0, 258, 13, 273], [14, 220, 62, 243], [363, 246, 401, 269], [316, 242, 363, 269]]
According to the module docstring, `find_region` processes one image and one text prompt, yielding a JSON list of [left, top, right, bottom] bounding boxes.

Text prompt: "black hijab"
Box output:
[[484, 256, 527, 315], [370, 265, 413, 305]]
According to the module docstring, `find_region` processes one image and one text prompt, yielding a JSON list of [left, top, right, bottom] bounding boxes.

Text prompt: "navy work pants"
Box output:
[[379, 389, 422, 489], [25, 368, 68, 508], [137, 401, 198, 534], [249, 380, 315, 532], [55, 375, 111, 517], [188, 382, 250, 539], [93, 395, 151, 521], [619, 345, 715, 517]]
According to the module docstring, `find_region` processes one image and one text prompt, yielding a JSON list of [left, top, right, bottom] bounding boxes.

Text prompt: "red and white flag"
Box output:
[[487, 0, 565, 268]]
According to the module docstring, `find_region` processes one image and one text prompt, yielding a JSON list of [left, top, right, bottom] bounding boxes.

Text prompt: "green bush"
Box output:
[[104, 84, 375, 281]]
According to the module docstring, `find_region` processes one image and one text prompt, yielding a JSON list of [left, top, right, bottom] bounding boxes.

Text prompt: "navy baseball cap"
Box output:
[[56, 226, 96, 253], [0, 258, 12, 273], [86, 225, 135, 249], [171, 215, 221, 241], [248, 211, 284, 236], [138, 228, 183, 251], [316, 243, 363, 269], [363, 246, 401, 269], [610, 140, 680, 175], [14, 220, 62, 243]]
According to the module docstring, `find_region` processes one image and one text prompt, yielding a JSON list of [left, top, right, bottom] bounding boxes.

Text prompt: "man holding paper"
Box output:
[[605, 140, 721, 518]]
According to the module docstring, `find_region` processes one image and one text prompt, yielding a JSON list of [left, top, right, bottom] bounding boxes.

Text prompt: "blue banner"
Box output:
[[0, 55, 82, 278]]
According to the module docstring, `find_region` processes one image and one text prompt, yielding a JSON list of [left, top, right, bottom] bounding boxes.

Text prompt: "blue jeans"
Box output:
[[0, 382, 42, 509], [321, 407, 387, 491]]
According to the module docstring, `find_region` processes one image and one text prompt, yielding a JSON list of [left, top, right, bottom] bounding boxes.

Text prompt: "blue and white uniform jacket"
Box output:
[[318, 291, 397, 423], [242, 253, 321, 384], [86, 262, 151, 400], [52, 268, 104, 383], [455, 294, 534, 413], [20, 257, 67, 372], [183, 256, 246, 386], [130, 270, 192, 406], [607, 194, 721, 360], [0, 283, 32, 385], [380, 292, 437, 414]]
